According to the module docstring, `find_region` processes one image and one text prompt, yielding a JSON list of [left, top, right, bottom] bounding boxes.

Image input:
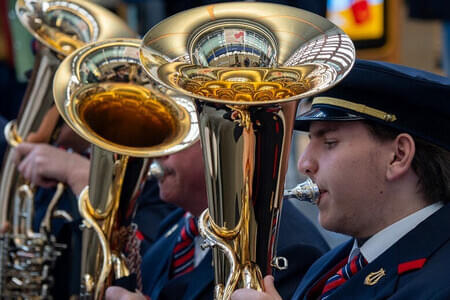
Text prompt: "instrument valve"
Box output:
[[271, 256, 288, 270]]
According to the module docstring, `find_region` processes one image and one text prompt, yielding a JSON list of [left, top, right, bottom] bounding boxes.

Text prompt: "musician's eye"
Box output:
[[324, 140, 337, 149]]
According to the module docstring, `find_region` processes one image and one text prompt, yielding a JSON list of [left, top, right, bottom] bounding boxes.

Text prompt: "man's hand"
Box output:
[[231, 276, 282, 300], [14, 142, 90, 195], [105, 286, 148, 300]]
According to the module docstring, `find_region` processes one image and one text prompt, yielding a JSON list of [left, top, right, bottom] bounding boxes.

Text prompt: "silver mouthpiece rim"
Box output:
[[284, 178, 320, 204], [147, 160, 164, 180]]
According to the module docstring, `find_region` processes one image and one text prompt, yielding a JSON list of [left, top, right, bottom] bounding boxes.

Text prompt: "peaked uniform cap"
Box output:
[[295, 59, 450, 151]]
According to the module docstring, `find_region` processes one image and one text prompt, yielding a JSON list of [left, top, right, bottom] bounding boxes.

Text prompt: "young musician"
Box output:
[[231, 59, 450, 300]]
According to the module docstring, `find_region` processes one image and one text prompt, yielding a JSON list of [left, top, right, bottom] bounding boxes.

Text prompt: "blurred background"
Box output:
[[1, 0, 448, 248]]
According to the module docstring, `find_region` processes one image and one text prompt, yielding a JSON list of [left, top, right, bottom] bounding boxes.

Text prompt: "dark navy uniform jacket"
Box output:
[[292, 203, 450, 300], [139, 199, 330, 300]]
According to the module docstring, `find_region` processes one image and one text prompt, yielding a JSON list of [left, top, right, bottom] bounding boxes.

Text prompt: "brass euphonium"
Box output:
[[0, 0, 135, 298], [140, 3, 355, 299], [53, 38, 199, 299]]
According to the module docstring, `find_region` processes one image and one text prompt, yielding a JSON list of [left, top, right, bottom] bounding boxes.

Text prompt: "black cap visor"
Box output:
[[294, 106, 364, 131]]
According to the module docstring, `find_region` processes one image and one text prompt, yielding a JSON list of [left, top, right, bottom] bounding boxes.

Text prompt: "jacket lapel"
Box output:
[[328, 252, 398, 300], [182, 251, 214, 300], [325, 204, 450, 300], [143, 211, 214, 300], [292, 241, 353, 300], [141, 216, 183, 298]]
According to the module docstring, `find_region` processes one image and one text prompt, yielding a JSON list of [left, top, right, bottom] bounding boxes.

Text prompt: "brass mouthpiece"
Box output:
[[284, 178, 320, 204]]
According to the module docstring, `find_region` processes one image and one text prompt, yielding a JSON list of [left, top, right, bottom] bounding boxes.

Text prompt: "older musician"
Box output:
[[105, 140, 330, 300], [231, 60, 450, 300], [13, 132, 330, 300]]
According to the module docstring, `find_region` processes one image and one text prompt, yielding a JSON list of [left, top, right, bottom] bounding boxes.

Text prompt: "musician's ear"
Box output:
[[386, 133, 415, 181]]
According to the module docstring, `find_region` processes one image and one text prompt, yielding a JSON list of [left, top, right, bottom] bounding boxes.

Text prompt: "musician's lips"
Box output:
[[317, 188, 327, 205]]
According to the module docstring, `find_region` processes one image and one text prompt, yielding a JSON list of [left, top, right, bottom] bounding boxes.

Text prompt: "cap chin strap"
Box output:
[[313, 97, 397, 122]]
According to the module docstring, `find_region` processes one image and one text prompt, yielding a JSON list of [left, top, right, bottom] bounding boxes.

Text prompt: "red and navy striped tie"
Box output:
[[169, 213, 199, 279], [320, 253, 368, 299]]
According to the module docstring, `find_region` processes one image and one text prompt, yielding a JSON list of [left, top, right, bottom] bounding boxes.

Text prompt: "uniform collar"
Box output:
[[350, 202, 443, 263], [194, 236, 209, 267]]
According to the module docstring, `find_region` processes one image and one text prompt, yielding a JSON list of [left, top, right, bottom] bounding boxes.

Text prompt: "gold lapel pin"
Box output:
[[364, 268, 386, 286]]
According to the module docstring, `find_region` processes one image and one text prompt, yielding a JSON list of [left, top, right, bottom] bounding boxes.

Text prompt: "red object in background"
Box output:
[[351, 0, 371, 24]]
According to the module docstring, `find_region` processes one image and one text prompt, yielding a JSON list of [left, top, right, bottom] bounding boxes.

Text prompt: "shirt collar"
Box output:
[[194, 236, 209, 267], [350, 202, 443, 263]]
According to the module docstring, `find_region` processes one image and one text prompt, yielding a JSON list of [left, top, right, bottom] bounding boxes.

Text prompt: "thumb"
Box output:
[[263, 276, 282, 300]]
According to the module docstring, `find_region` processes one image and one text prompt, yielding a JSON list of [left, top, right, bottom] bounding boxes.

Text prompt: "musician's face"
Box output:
[[297, 121, 392, 238], [157, 141, 207, 216]]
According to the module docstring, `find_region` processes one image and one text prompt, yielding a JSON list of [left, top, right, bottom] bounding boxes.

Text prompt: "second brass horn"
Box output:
[[0, 0, 135, 298], [140, 3, 355, 299], [53, 38, 198, 299]]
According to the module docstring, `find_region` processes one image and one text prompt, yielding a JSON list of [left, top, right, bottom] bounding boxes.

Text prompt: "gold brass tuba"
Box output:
[[140, 3, 355, 299], [0, 0, 135, 298], [53, 38, 199, 299]]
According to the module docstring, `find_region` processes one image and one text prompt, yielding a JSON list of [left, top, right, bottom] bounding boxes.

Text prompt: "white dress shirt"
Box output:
[[194, 236, 210, 267]]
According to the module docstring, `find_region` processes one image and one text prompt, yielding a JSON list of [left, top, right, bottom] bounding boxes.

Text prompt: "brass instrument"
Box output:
[[53, 38, 199, 299], [140, 3, 355, 299], [0, 0, 135, 298]]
